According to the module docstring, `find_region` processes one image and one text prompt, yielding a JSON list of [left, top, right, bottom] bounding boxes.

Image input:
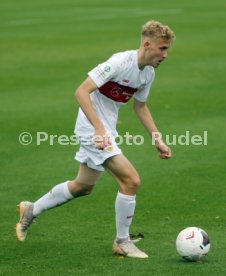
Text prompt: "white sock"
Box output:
[[115, 191, 136, 241], [33, 181, 73, 217]]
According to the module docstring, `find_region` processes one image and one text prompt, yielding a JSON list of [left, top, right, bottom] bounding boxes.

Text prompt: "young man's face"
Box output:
[[143, 38, 171, 68]]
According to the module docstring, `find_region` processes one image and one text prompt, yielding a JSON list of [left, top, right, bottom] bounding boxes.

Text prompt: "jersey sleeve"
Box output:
[[133, 70, 155, 102], [88, 57, 119, 87]]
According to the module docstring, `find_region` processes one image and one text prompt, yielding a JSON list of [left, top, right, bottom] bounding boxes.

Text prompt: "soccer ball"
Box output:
[[176, 227, 210, 261]]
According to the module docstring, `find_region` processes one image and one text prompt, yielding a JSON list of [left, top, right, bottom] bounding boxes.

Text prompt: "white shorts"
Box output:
[[75, 138, 122, 172]]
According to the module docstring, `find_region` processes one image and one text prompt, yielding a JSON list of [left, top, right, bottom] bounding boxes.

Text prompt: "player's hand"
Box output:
[[93, 128, 112, 150], [155, 141, 172, 159]]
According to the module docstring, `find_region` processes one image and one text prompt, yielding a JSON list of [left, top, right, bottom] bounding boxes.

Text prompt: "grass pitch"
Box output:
[[1, 0, 226, 275]]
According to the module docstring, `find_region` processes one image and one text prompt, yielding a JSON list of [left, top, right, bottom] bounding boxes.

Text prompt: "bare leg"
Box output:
[[104, 154, 141, 195], [68, 163, 102, 197]]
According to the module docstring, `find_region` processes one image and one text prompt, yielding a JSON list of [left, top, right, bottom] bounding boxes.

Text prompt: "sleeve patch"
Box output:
[[97, 62, 115, 80]]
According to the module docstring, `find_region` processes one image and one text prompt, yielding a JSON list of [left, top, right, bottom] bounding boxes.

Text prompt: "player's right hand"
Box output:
[[93, 128, 112, 150]]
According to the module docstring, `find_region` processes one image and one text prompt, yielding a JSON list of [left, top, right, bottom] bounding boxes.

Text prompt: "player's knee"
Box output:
[[69, 180, 94, 197], [81, 184, 94, 196], [122, 174, 141, 192], [130, 175, 141, 190], [78, 183, 94, 196]]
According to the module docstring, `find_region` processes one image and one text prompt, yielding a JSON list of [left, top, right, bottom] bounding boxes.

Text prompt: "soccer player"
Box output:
[[16, 20, 175, 258]]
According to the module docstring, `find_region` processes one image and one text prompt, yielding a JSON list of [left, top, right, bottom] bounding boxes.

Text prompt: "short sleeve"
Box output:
[[88, 60, 117, 88]]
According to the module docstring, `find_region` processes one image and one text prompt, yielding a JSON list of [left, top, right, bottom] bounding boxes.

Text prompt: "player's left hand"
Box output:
[[156, 141, 172, 159]]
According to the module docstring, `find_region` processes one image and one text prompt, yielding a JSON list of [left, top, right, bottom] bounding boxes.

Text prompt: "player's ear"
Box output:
[[143, 40, 150, 49]]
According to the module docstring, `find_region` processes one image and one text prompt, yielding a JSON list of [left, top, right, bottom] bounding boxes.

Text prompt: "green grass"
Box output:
[[1, 0, 226, 275]]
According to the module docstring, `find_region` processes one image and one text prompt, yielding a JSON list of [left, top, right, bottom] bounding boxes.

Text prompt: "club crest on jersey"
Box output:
[[122, 79, 130, 83]]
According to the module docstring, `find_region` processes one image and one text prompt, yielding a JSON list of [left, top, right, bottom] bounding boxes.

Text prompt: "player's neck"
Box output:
[[137, 48, 146, 71]]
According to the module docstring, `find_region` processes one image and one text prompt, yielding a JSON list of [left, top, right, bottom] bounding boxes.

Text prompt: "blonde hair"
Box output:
[[142, 20, 176, 41]]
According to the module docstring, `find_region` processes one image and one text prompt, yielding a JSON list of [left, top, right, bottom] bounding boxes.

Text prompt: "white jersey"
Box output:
[[75, 50, 155, 138]]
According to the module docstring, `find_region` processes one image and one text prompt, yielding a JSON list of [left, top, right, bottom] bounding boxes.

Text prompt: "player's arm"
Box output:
[[75, 77, 110, 149], [133, 99, 171, 158]]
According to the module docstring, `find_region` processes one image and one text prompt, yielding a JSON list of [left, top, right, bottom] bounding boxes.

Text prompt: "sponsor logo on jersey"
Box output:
[[99, 81, 137, 103]]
